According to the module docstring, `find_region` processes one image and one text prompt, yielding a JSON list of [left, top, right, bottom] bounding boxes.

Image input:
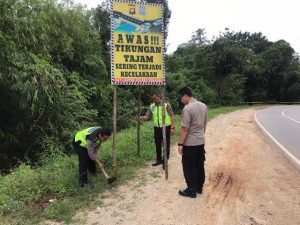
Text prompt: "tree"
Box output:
[[258, 40, 295, 101], [0, 0, 110, 170], [190, 28, 209, 47], [195, 37, 250, 105]]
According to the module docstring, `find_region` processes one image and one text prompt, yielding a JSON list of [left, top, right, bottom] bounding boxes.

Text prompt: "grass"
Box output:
[[0, 105, 250, 224]]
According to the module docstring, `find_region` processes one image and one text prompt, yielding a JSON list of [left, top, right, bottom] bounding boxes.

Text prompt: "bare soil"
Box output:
[[62, 108, 300, 225]]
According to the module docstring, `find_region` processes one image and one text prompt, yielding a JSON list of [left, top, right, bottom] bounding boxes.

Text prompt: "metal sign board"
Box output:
[[111, 0, 165, 85]]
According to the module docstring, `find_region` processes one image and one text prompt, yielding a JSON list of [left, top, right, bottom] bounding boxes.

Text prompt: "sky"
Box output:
[[75, 0, 300, 54]]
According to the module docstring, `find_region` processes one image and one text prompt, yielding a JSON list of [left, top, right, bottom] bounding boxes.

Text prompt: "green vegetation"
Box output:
[[0, 0, 170, 171], [0, 106, 247, 224], [0, 0, 299, 223], [166, 28, 300, 110], [0, 120, 154, 224]]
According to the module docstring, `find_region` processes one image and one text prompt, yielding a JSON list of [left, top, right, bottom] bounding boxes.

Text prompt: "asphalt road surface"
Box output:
[[255, 105, 300, 167]]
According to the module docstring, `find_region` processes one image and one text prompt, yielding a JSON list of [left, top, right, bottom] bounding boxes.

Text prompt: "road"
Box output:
[[255, 105, 300, 168]]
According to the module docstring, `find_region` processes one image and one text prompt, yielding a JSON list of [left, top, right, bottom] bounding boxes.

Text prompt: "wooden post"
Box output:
[[112, 86, 117, 177], [161, 86, 168, 180], [137, 86, 141, 156]]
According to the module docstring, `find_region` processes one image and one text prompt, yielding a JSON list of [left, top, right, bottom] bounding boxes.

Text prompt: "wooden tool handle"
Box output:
[[101, 168, 110, 179]]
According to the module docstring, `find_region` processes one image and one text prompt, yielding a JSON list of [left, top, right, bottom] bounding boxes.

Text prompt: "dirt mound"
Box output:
[[207, 165, 245, 206]]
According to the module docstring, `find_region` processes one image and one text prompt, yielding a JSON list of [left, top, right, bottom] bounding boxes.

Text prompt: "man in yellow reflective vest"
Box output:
[[73, 126, 111, 188], [138, 94, 175, 168]]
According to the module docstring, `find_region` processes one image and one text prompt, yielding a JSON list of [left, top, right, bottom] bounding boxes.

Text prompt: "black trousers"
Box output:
[[154, 125, 171, 161], [73, 141, 96, 185], [182, 145, 206, 190]]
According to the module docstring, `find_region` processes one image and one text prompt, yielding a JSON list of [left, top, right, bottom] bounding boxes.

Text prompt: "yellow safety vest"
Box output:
[[150, 103, 171, 127], [74, 126, 100, 148]]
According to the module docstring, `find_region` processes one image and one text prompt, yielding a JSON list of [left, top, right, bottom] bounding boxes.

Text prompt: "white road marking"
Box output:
[[255, 111, 300, 170], [282, 108, 300, 124]]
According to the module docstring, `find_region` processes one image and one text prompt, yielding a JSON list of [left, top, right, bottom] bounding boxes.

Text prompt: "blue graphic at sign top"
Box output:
[[139, 6, 145, 15], [116, 23, 137, 33], [114, 18, 137, 33]]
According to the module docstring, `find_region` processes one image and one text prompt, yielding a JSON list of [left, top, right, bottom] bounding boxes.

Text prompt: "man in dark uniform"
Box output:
[[73, 126, 111, 187]]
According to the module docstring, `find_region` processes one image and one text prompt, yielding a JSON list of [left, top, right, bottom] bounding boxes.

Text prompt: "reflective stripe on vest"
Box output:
[[74, 126, 100, 148], [150, 103, 171, 127]]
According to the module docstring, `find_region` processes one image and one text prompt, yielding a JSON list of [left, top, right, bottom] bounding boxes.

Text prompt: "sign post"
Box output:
[[112, 86, 117, 177], [111, 0, 167, 178], [137, 86, 141, 156]]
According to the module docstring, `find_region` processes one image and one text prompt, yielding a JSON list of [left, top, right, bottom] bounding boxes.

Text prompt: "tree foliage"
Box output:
[[0, 0, 108, 170], [167, 28, 300, 105]]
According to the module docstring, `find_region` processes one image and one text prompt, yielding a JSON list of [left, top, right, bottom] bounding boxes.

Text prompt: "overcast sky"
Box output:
[[75, 0, 300, 54]]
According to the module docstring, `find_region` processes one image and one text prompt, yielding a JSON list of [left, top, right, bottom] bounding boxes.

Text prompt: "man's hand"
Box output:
[[178, 145, 183, 155], [137, 115, 149, 121], [170, 128, 175, 136]]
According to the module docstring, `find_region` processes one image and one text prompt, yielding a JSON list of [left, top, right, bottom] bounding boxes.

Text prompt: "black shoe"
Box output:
[[152, 160, 163, 166], [196, 188, 203, 194], [178, 188, 196, 198]]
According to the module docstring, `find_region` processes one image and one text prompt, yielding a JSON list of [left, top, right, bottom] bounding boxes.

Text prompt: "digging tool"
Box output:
[[101, 168, 117, 184]]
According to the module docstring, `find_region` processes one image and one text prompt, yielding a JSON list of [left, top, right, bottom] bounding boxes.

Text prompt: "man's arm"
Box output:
[[178, 108, 190, 155], [139, 108, 151, 121], [94, 142, 102, 153], [139, 115, 150, 121], [171, 115, 175, 128], [177, 127, 188, 155], [178, 127, 188, 144], [166, 103, 175, 128], [204, 108, 208, 133], [166, 103, 175, 135], [87, 140, 104, 170]]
